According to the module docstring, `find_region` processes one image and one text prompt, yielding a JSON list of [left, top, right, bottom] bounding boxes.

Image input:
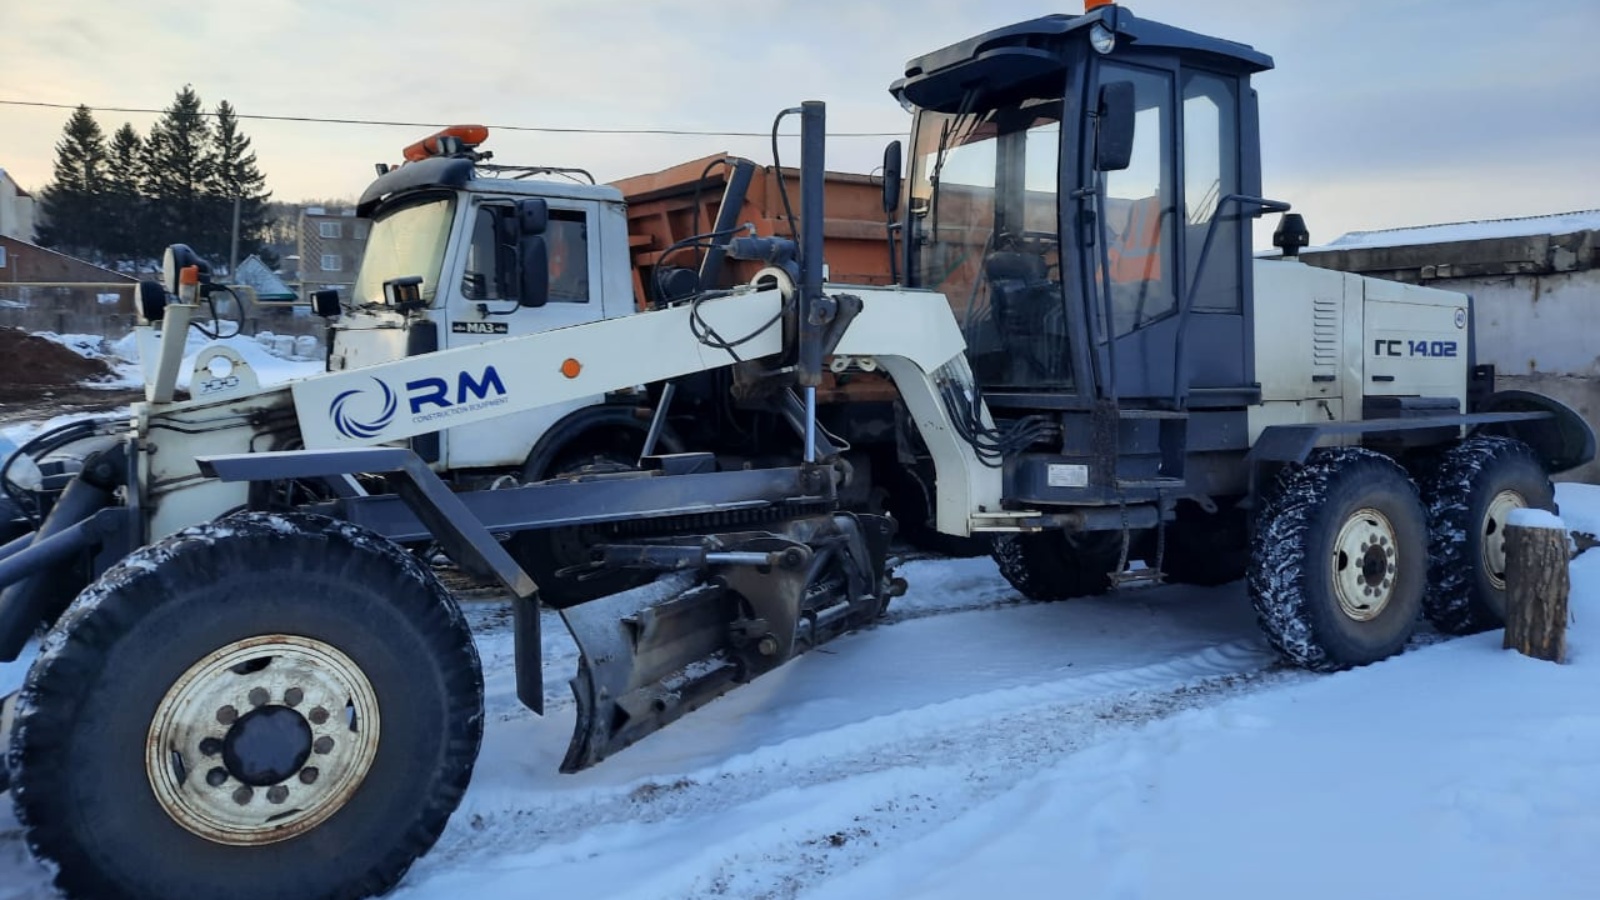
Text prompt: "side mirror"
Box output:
[[881, 140, 903, 215], [310, 288, 341, 317], [161, 243, 210, 295], [519, 235, 549, 308], [384, 276, 426, 312], [518, 198, 549, 236], [1095, 81, 1136, 172]]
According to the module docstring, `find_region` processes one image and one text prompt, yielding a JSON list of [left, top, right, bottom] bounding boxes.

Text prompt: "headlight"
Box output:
[[1091, 23, 1116, 55]]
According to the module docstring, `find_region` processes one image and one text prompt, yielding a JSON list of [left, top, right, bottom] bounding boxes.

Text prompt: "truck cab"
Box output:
[[330, 153, 639, 473]]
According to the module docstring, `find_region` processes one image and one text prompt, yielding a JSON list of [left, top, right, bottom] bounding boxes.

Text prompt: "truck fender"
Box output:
[[521, 404, 684, 480], [1472, 390, 1597, 476]]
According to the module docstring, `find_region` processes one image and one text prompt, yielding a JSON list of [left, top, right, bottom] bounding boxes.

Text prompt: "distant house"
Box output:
[[295, 206, 368, 297], [233, 254, 297, 302], [0, 235, 136, 336], [0, 169, 36, 243]]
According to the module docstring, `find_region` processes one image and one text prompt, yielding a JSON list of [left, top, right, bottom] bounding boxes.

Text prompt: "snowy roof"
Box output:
[[233, 255, 296, 300], [1322, 210, 1600, 252]]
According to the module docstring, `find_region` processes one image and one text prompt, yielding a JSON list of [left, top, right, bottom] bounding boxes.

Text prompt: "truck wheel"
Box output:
[[9, 513, 483, 900], [992, 531, 1122, 601], [1422, 436, 1555, 635], [1248, 448, 1427, 671]]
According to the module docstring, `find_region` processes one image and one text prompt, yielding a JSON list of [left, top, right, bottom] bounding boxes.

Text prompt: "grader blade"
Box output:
[[558, 514, 897, 773]]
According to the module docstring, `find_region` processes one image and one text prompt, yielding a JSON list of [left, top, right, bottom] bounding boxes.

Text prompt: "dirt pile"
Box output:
[[0, 328, 115, 400]]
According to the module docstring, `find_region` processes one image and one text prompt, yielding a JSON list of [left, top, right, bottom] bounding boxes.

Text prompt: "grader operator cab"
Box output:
[[0, 6, 1591, 900]]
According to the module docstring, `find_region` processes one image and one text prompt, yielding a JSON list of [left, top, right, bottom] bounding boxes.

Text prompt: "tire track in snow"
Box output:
[[397, 642, 1300, 899]]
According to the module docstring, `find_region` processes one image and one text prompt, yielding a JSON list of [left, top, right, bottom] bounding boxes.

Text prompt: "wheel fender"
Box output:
[[521, 404, 683, 480], [1473, 390, 1597, 475]]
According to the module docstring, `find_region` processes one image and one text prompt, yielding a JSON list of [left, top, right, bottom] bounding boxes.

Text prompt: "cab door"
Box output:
[[437, 199, 610, 469], [1088, 60, 1250, 405]]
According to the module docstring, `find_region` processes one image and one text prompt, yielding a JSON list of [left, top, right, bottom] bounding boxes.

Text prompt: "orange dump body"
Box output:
[[611, 154, 901, 405], [611, 154, 894, 309]]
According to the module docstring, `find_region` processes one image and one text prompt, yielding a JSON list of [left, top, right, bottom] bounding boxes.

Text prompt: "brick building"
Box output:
[[295, 206, 368, 296]]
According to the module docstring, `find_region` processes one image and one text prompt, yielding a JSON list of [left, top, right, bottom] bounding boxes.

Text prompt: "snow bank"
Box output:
[[105, 329, 324, 390]]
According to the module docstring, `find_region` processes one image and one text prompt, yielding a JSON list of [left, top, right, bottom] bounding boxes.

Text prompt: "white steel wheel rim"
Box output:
[[146, 635, 381, 846], [1332, 507, 1399, 622], [1482, 490, 1527, 591]]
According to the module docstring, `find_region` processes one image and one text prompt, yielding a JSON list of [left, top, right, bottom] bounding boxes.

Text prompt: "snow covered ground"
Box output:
[[4, 487, 1600, 899]]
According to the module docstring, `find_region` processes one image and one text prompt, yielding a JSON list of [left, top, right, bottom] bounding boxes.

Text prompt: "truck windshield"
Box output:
[[352, 195, 456, 308], [910, 99, 1069, 390]]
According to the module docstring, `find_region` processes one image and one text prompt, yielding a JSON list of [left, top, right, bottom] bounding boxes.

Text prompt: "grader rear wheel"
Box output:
[[1248, 448, 1428, 671], [9, 513, 483, 900]]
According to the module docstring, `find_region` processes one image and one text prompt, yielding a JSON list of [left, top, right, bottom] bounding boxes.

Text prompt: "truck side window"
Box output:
[[1099, 64, 1176, 337], [547, 209, 590, 303], [1181, 71, 1241, 313]]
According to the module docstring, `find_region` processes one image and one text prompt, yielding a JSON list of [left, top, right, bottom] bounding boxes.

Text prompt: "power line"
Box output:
[[0, 98, 903, 138]]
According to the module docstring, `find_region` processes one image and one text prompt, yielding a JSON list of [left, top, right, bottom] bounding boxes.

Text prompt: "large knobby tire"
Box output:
[[992, 530, 1123, 602], [1422, 435, 1555, 635], [8, 513, 483, 900], [1248, 448, 1427, 671]]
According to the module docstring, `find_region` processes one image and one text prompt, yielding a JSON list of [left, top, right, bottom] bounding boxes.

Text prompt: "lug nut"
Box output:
[[205, 767, 229, 788], [313, 736, 335, 755], [247, 688, 270, 707], [299, 767, 320, 785], [199, 737, 223, 757], [308, 707, 329, 725], [284, 687, 304, 707], [216, 705, 238, 726], [232, 786, 254, 805], [266, 785, 290, 805]]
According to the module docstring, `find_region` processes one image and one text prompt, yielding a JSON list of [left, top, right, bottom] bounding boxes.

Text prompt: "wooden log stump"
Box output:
[[1502, 516, 1570, 663]]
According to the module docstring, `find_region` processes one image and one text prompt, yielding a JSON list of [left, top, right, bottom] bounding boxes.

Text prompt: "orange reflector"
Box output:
[[402, 124, 490, 162], [1085, 0, 1115, 9], [179, 265, 201, 286], [560, 358, 582, 379]]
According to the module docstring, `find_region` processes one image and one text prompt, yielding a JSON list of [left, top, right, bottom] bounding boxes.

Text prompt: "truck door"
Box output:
[[1089, 61, 1249, 404], [438, 200, 610, 469]]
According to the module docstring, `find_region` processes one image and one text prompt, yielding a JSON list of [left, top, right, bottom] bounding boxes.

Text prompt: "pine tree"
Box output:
[[142, 85, 217, 259], [37, 105, 108, 255], [208, 100, 272, 271], [103, 123, 150, 260]]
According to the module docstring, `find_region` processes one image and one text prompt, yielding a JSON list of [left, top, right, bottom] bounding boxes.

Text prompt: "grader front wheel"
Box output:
[[9, 513, 483, 900]]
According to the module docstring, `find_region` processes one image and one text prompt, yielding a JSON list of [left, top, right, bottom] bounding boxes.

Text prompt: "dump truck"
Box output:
[[2, 4, 1594, 900]]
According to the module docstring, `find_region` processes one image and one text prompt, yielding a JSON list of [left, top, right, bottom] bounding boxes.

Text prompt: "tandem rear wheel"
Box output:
[[8, 513, 484, 900]]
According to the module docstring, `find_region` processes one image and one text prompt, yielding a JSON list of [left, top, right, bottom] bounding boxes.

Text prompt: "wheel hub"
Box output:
[[221, 706, 313, 787], [146, 635, 381, 846], [1482, 490, 1527, 591], [1333, 508, 1398, 622]]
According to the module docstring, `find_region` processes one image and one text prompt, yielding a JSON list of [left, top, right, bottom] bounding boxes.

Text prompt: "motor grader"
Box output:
[[1, 5, 1591, 899]]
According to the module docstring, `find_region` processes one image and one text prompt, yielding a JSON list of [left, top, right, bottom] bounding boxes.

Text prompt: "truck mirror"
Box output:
[[519, 235, 549, 308], [882, 140, 903, 215], [310, 289, 341, 317], [1095, 81, 1136, 172], [518, 198, 549, 236]]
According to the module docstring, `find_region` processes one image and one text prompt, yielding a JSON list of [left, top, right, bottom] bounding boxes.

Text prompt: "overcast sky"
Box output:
[[2, 0, 1596, 245]]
